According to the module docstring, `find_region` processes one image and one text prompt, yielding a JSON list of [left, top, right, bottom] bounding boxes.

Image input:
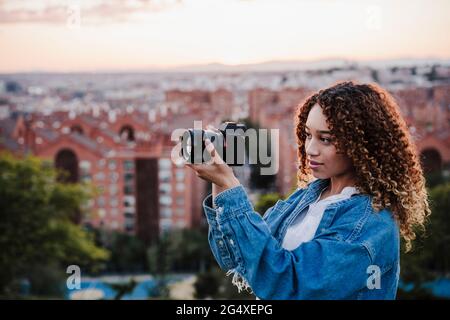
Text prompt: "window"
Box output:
[[176, 182, 185, 192], [110, 208, 119, 216], [109, 185, 118, 195], [108, 160, 117, 170], [124, 217, 134, 232], [124, 173, 134, 183], [176, 198, 184, 206], [124, 207, 135, 215], [124, 185, 134, 195], [175, 208, 184, 217], [123, 160, 134, 171], [124, 174, 134, 195], [175, 220, 186, 229], [98, 209, 106, 218], [159, 195, 172, 206], [110, 172, 119, 182], [95, 172, 105, 181], [158, 158, 172, 170], [161, 208, 172, 218], [159, 170, 171, 182], [159, 219, 172, 234], [97, 159, 106, 168], [124, 210, 134, 218], [97, 196, 105, 208], [159, 183, 172, 194], [123, 195, 135, 207], [111, 198, 119, 207], [80, 161, 91, 182], [79, 160, 91, 171], [175, 169, 185, 181]]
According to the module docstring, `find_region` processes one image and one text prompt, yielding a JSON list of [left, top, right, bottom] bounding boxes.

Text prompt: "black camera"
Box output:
[[180, 122, 247, 166]]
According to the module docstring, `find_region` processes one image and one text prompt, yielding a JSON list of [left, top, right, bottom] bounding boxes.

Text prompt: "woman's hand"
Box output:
[[185, 139, 241, 197]]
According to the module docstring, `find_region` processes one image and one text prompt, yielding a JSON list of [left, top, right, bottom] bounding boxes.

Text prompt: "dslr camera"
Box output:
[[180, 122, 247, 166]]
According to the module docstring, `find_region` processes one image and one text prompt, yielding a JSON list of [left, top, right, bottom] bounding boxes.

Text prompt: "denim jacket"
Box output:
[[202, 178, 400, 300]]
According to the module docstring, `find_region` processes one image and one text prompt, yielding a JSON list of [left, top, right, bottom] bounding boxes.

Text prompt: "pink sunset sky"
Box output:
[[0, 0, 449, 72]]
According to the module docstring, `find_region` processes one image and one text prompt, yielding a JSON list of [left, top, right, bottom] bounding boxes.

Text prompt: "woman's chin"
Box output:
[[311, 171, 328, 179]]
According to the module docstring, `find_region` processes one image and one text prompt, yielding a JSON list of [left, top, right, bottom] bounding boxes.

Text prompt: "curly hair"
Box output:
[[295, 81, 431, 252]]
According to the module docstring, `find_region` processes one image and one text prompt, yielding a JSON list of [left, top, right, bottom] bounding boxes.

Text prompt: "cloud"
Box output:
[[0, 0, 183, 24]]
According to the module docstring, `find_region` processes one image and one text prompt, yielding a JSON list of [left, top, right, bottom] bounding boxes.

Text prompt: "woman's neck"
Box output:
[[323, 174, 357, 198]]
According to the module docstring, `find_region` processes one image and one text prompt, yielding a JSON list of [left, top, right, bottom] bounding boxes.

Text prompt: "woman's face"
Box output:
[[304, 104, 354, 179]]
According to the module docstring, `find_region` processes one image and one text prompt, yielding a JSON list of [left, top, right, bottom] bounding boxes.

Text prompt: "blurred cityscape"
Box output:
[[1, 60, 449, 299]]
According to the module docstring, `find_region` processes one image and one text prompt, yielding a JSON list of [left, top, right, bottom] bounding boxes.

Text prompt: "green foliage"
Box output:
[[194, 268, 221, 299], [194, 266, 254, 299], [425, 171, 450, 189], [0, 152, 109, 298], [255, 192, 282, 215], [102, 231, 147, 273], [147, 232, 172, 277], [147, 228, 215, 275], [145, 228, 216, 298], [399, 183, 450, 299]]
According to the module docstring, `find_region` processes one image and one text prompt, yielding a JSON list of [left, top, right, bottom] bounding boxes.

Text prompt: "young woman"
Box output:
[[185, 81, 430, 300]]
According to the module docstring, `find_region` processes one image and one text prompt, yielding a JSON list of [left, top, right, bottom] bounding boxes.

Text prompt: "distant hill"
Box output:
[[1, 57, 449, 75], [152, 57, 450, 73]]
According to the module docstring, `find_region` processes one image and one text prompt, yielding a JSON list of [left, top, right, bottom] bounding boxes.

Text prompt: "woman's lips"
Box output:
[[309, 160, 323, 169]]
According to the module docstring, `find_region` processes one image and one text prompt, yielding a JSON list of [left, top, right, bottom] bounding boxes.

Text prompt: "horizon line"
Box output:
[[1, 56, 450, 75]]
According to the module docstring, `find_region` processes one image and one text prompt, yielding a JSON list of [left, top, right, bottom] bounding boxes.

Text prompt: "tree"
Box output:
[[255, 192, 282, 215], [147, 232, 172, 298], [0, 152, 109, 298], [398, 183, 450, 299], [194, 266, 254, 300]]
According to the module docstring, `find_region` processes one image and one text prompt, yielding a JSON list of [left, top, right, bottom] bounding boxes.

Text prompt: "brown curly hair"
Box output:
[[295, 81, 430, 252]]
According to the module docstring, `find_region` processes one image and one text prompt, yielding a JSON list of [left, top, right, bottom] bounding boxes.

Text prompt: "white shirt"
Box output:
[[281, 186, 360, 251]]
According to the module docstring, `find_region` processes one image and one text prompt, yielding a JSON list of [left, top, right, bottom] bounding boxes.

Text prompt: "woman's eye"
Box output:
[[321, 137, 332, 144]]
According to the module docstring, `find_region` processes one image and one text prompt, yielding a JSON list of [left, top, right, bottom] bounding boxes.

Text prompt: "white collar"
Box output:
[[315, 185, 359, 203]]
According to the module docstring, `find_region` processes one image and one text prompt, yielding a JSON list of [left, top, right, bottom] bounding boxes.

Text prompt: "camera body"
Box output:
[[180, 122, 247, 166]]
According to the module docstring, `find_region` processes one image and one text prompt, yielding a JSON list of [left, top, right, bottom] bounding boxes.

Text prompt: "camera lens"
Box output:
[[179, 123, 247, 165], [184, 135, 192, 160], [180, 130, 192, 161], [180, 129, 207, 163]]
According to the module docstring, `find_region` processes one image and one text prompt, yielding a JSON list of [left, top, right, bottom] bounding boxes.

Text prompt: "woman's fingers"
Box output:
[[205, 139, 224, 164], [206, 125, 220, 133], [205, 139, 215, 157], [185, 162, 202, 170]]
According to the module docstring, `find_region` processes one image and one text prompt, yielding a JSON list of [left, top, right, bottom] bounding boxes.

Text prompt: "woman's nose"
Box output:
[[305, 139, 320, 156]]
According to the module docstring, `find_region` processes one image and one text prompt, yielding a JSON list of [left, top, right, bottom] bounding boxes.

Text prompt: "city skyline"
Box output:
[[0, 0, 449, 72]]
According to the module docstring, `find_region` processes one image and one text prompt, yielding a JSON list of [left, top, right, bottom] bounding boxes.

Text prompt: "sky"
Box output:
[[0, 0, 449, 72]]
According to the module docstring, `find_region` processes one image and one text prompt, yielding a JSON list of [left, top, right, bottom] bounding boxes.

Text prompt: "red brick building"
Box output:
[[248, 85, 450, 196], [1, 84, 448, 242], [248, 88, 313, 195], [0, 106, 215, 245]]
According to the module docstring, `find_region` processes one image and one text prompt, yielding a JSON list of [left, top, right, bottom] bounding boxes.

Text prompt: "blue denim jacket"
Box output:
[[202, 178, 400, 300]]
